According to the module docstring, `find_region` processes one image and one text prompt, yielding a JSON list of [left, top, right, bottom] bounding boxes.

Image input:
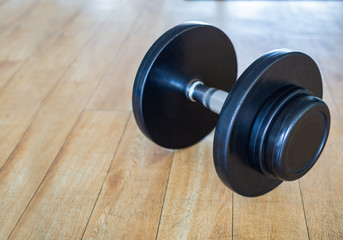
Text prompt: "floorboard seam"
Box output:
[[298, 180, 310, 240], [154, 150, 175, 240], [80, 112, 131, 239], [232, 193, 234, 240]]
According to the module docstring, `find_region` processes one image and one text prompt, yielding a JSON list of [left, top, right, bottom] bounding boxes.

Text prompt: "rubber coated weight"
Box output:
[[214, 50, 330, 197], [132, 22, 237, 148]]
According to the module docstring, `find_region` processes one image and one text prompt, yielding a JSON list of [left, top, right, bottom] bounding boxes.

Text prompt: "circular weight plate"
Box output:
[[214, 49, 323, 197], [132, 22, 237, 149]]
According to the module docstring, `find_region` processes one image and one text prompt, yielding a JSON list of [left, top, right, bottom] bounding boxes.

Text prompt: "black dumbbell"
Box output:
[[132, 22, 330, 197]]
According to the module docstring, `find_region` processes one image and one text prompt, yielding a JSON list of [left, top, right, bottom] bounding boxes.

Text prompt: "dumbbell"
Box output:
[[132, 22, 330, 197]]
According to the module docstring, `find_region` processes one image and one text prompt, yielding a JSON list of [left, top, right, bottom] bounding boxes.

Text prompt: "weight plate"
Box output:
[[132, 22, 237, 148], [214, 49, 326, 197]]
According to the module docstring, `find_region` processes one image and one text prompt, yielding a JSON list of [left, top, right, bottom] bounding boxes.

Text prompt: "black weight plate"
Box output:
[[214, 49, 323, 197], [132, 22, 237, 148]]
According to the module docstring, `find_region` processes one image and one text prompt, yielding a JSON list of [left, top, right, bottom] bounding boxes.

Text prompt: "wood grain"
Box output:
[[86, 1, 172, 111], [9, 111, 129, 239], [233, 183, 308, 239], [0, 0, 82, 89], [82, 116, 174, 239], [0, 1, 140, 238], [0, 0, 39, 42], [157, 134, 233, 240], [0, 0, 117, 170]]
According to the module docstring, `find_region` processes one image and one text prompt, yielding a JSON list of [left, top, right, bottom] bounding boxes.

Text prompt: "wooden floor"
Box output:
[[0, 0, 342, 239]]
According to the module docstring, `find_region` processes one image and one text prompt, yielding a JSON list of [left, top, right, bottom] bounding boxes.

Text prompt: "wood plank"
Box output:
[[0, 0, 83, 89], [233, 183, 308, 239], [85, 7, 171, 111], [82, 115, 174, 239], [0, 0, 117, 170], [0, 0, 38, 24], [9, 111, 130, 239], [156, 134, 232, 239], [0, 1, 137, 238], [0, 0, 39, 41]]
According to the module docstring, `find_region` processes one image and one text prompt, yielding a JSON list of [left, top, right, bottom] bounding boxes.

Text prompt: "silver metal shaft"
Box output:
[[186, 80, 229, 114]]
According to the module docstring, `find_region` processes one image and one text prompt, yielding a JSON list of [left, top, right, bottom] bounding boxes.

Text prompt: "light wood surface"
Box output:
[[83, 116, 173, 239], [0, 0, 342, 239], [157, 133, 233, 239], [9, 111, 129, 239]]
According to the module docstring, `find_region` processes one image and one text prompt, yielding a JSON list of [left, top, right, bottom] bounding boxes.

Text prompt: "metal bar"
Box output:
[[186, 80, 229, 114]]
